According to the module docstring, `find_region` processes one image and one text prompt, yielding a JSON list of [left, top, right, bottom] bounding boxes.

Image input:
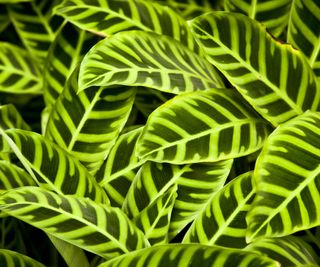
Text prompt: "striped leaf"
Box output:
[[0, 43, 43, 94], [79, 30, 224, 93], [54, 0, 200, 53], [0, 186, 149, 259], [191, 12, 320, 126], [45, 68, 136, 173], [44, 21, 99, 106], [246, 111, 320, 242], [183, 172, 255, 248], [98, 244, 279, 267], [0, 249, 45, 267], [0, 6, 9, 33], [134, 185, 177, 245], [7, 2, 57, 64], [245, 236, 319, 266], [0, 217, 26, 251], [137, 89, 271, 164], [287, 0, 320, 80], [169, 160, 233, 239], [0, 129, 109, 204], [96, 126, 145, 207], [0, 160, 36, 192], [224, 0, 292, 37]]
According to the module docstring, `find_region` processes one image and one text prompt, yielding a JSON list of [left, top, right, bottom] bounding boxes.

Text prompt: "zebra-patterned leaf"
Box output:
[[0, 249, 45, 267], [245, 236, 319, 267], [54, 0, 200, 53], [295, 227, 320, 257], [96, 126, 145, 207], [0, 6, 9, 33], [79, 30, 224, 93], [7, 2, 56, 64], [183, 171, 255, 248], [134, 185, 177, 245], [45, 68, 136, 173], [98, 244, 279, 267], [0, 160, 36, 192], [191, 12, 320, 126], [0, 104, 30, 131], [224, 0, 292, 37], [287, 0, 320, 80], [0, 129, 109, 204], [44, 21, 99, 106], [0, 187, 149, 259], [0, 43, 42, 94], [0, 217, 26, 251], [247, 111, 320, 242], [137, 89, 270, 164]]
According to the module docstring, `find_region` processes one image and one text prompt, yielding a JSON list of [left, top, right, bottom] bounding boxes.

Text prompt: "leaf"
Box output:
[[79, 30, 223, 93], [183, 172, 255, 248], [96, 126, 145, 207], [0, 0, 31, 3], [45, 68, 136, 173], [0, 43, 43, 94], [0, 129, 109, 204], [137, 89, 271, 164], [134, 185, 177, 245], [54, 0, 200, 53], [0, 186, 149, 259], [287, 0, 320, 80], [191, 12, 320, 126], [0, 6, 10, 33], [0, 160, 36, 192], [224, 0, 292, 37], [245, 236, 319, 267], [98, 244, 280, 267], [44, 21, 99, 106], [0, 249, 45, 267], [0, 217, 26, 251], [0, 104, 30, 131], [247, 111, 320, 241]]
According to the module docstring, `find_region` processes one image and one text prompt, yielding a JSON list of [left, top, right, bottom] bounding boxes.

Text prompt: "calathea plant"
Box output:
[[0, 0, 319, 266]]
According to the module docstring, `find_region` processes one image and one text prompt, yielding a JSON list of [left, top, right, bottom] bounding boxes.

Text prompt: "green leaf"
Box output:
[[98, 244, 279, 267], [134, 185, 177, 245], [247, 111, 320, 241], [7, 2, 57, 63], [54, 0, 200, 53], [137, 89, 271, 164], [0, 129, 109, 204], [245, 236, 319, 267], [79, 30, 223, 93], [45, 68, 136, 173], [0, 6, 10, 33], [0, 104, 30, 131], [0, 43, 43, 94], [44, 21, 99, 106], [191, 12, 320, 126], [0, 249, 45, 267], [287, 0, 320, 80], [0, 186, 149, 259], [224, 0, 292, 37], [0, 160, 36, 192], [96, 126, 145, 207], [0, 0, 31, 3], [183, 172, 255, 248]]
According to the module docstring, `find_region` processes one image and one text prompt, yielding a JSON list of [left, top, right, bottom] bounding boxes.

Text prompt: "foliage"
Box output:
[[0, 0, 319, 266]]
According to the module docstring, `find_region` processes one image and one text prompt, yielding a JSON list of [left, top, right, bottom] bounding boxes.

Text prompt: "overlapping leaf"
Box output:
[[183, 172, 255, 248], [287, 0, 320, 80], [96, 127, 145, 207], [0, 6, 9, 33], [191, 12, 320, 125], [98, 244, 279, 267], [247, 111, 320, 241], [137, 89, 270, 164], [0, 43, 42, 94], [0, 187, 149, 259], [43, 21, 99, 106], [245, 236, 319, 266], [0, 217, 25, 251], [54, 0, 200, 53], [79, 31, 223, 93], [224, 0, 292, 37], [0, 249, 45, 267], [0, 129, 109, 204], [45, 68, 136, 173], [134, 185, 177, 245]]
